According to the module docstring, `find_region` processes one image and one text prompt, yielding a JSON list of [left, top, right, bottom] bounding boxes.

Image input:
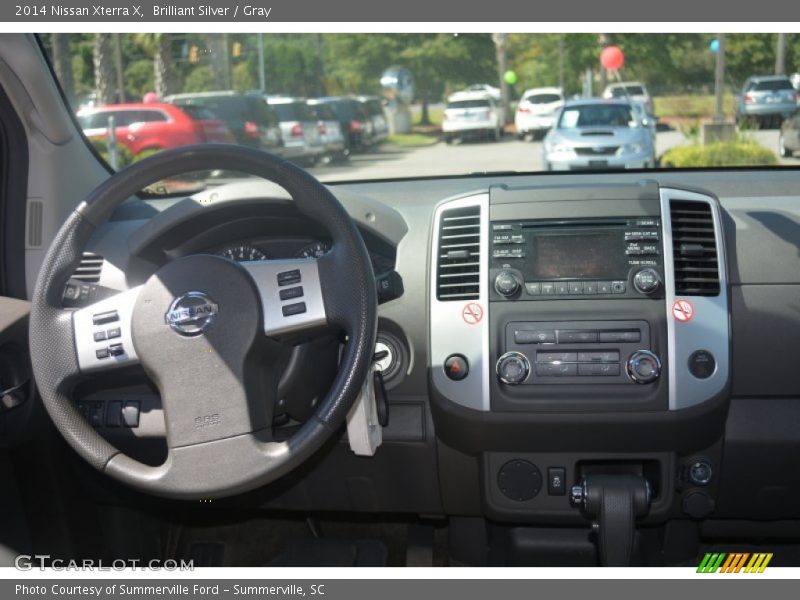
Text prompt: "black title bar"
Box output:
[[3, 0, 800, 22]]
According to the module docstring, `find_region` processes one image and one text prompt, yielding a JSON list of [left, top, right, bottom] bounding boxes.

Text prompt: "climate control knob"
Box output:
[[496, 352, 531, 385], [494, 270, 522, 297], [626, 350, 662, 384], [633, 268, 662, 295]]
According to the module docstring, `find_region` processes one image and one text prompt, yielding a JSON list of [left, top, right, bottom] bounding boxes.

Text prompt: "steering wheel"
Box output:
[[29, 145, 377, 499]]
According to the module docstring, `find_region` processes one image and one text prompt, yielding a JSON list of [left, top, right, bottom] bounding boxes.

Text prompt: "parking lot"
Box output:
[[308, 128, 798, 182]]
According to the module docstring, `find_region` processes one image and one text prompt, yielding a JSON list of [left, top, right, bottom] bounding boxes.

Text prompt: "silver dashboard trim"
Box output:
[[243, 258, 328, 337], [660, 187, 730, 410], [429, 192, 490, 411]]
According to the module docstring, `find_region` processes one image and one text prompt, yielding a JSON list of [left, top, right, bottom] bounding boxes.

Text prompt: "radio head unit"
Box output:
[[490, 217, 663, 300]]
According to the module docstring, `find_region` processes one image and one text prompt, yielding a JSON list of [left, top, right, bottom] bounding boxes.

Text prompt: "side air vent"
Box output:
[[73, 252, 104, 283], [436, 205, 481, 300], [669, 199, 720, 296]]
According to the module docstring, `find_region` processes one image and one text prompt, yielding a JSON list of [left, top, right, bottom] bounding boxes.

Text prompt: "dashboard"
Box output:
[[64, 168, 800, 526]]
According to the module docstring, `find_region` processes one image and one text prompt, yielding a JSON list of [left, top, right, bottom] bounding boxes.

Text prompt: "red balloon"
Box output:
[[600, 46, 625, 71], [142, 92, 159, 104]]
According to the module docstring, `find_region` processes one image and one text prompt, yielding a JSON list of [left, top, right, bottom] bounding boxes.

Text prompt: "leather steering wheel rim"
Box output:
[[28, 144, 377, 499]]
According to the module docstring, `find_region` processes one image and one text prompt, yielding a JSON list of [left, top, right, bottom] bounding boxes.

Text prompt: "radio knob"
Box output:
[[626, 350, 661, 384], [633, 268, 662, 295], [496, 352, 530, 385], [495, 270, 521, 297]]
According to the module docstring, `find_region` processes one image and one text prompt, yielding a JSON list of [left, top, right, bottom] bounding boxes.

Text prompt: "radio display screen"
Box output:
[[531, 232, 624, 279]]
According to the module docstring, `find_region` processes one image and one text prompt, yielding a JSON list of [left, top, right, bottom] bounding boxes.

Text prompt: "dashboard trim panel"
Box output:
[[660, 187, 730, 411], [429, 192, 490, 412]]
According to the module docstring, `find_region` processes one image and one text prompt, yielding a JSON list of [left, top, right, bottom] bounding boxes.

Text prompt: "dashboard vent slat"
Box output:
[[72, 252, 104, 283], [437, 206, 481, 301], [669, 200, 720, 296]]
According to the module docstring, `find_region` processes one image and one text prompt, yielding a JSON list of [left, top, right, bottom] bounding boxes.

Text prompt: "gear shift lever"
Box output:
[[570, 474, 652, 566]]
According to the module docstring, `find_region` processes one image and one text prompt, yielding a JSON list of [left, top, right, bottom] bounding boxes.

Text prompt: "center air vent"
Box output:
[[436, 205, 482, 300], [72, 252, 104, 283], [669, 200, 720, 296]]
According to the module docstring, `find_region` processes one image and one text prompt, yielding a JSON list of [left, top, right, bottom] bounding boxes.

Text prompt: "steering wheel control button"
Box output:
[[444, 354, 469, 381], [107, 327, 121, 339], [164, 292, 219, 337], [688, 350, 716, 379], [547, 467, 567, 496], [93, 331, 107, 342], [95, 348, 110, 360], [279, 286, 304, 301], [496, 352, 531, 384], [688, 460, 714, 486], [108, 343, 125, 357], [498, 460, 542, 502], [514, 330, 555, 344], [277, 269, 302, 287], [281, 302, 307, 317], [92, 310, 119, 325], [494, 270, 522, 297], [626, 350, 662, 384], [633, 268, 662, 295]]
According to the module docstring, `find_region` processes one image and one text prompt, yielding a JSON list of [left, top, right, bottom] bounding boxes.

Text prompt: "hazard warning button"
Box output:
[[444, 354, 469, 381]]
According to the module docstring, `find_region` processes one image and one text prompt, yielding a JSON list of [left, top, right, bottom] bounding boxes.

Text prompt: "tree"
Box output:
[[93, 33, 116, 105], [209, 34, 231, 90], [51, 34, 75, 105], [134, 33, 173, 98]]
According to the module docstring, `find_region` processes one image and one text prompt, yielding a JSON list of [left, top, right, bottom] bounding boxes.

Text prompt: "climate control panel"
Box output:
[[499, 320, 657, 386]]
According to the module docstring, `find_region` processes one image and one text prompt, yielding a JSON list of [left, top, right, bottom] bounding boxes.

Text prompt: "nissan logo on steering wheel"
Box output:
[[164, 291, 219, 337]]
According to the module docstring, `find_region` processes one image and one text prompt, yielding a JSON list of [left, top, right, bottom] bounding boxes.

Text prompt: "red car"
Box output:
[[76, 102, 234, 155]]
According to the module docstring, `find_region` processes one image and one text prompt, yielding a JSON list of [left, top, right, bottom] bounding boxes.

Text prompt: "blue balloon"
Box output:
[[710, 39, 720, 54]]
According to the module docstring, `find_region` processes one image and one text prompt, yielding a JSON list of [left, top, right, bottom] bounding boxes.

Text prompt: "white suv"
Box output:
[[442, 91, 503, 143], [602, 81, 654, 115], [514, 87, 565, 140]]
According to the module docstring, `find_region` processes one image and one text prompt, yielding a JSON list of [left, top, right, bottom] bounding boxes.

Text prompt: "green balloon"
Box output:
[[504, 70, 518, 85]]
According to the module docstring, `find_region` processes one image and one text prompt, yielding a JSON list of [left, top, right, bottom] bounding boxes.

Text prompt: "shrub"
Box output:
[[661, 141, 778, 168], [87, 135, 134, 169]]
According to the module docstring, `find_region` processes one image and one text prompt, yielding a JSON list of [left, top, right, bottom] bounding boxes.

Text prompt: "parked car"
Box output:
[[76, 102, 234, 156], [356, 96, 389, 145], [306, 100, 348, 162], [460, 83, 502, 101], [265, 97, 325, 165], [736, 75, 798, 128], [602, 81, 653, 115], [311, 96, 374, 151], [514, 87, 564, 140], [779, 110, 800, 157], [442, 91, 503, 143], [543, 99, 655, 171], [164, 91, 283, 154]]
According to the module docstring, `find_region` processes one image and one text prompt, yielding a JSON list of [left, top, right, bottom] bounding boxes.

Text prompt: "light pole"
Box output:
[[714, 34, 725, 124]]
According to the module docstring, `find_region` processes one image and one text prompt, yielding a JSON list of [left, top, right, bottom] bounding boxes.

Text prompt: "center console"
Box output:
[[428, 181, 732, 539]]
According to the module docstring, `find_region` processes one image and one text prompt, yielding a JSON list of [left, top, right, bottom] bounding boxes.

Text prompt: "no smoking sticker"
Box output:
[[672, 299, 695, 323], [462, 302, 484, 325]]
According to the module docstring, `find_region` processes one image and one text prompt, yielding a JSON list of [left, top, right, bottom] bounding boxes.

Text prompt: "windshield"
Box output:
[[609, 86, 645, 97], [747, 79, 794, 91], [525, 93, 562, 104], [41, 33, 800, 190], [558, 104, 636, 129]]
